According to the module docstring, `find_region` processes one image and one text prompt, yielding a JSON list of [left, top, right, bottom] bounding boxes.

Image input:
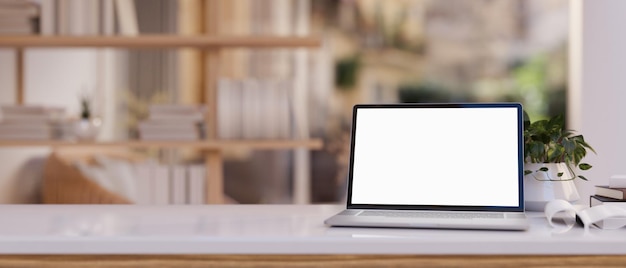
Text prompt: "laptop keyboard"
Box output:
[[359, 210, 505, 219]]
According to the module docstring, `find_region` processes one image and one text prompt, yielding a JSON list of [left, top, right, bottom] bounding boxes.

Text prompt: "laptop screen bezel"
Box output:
[[345, 103, 525, 212]]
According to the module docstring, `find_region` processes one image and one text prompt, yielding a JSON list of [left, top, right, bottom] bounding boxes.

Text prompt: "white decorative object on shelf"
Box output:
[[73, 118, 101, 141], [524, 163, 580, 211]]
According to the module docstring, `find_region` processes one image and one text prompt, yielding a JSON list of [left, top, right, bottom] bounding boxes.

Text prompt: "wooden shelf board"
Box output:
[[0, 139, 323, 150], [0, 35, 321, 48]]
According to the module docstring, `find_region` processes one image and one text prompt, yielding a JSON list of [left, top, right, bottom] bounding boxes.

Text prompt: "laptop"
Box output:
[[324, 103, 529, 231]]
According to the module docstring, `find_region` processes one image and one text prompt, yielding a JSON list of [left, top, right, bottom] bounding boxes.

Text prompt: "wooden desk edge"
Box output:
[[0, 254, 624, 267]]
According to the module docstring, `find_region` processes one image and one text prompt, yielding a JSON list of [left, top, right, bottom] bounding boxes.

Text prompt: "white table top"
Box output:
[[0, 204, 625, 255]]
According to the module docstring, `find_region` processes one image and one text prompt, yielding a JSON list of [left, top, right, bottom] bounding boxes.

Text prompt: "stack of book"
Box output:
[[133, 162, 206, 205], [0, 105, 65, 140], [591, 185, 626, 208], [0, 0, 39, 35], [591, 175, 626, 207], [591, 176, 626, 212], [137, 104, 206, 141], [590, 177, 626, 229]]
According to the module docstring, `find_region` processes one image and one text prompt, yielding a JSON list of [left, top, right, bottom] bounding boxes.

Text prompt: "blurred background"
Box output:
[[0, 0, 572, 204]]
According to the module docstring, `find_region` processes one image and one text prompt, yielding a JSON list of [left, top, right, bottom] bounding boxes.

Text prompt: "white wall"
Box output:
[[0, 49, 99, 203], [570, 0, 626, 203], [25, 49, 99, 114]]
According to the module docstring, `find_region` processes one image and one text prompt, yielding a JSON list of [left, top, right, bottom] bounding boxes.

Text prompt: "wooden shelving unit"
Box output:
[[1, 37, 321, 205], [0, 35, 321, 48], [0, 139, 323, 150], [3, 35, 321, 104], [0, 1, 322, 205]]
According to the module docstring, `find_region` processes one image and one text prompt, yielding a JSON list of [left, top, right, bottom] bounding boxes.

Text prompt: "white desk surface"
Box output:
[[0, 204, 624, 255]]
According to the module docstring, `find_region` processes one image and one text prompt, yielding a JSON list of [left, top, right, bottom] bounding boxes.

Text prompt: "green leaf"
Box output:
[[579, 163, 592, 170], [562, 130, 574, 137], [528, 141, 545, 161], [573, 147, 586, 165], [557, 172, 563, 177], [546, 144, 564, 162], [524, 170, 532, 176], [548, 114, 564, 128], [579, 140, 597, 154], [562, 139, 576, 154], [570, 135, 583, 142], [577, 175, 588, 181], [538, 167, 549, 172]]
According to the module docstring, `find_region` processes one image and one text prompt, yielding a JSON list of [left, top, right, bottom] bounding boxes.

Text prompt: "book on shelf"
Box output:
[[138, 104, 206, 141], [153, 164, 170, 205], [137, 121, 201, 130], [148, 104, 206, 124], [0, 0, 39, 16], [149, 104, 206, 115], [171, 165, 187, 205], [589, 195, 626, 229], [138, 122, 201, 134], [217, 78, 243, 139], [1, 115, 55, 124], [0, 0, 39, 35], [113, 0, 138, 36], [138, 124, 202, 141], [147, 114, 204, 124], [0, 105, 68, 140], [0, 105, 65, 123], [0, 19, 33, 34], [134, 162, 154, 205], [278, 80, 293, 139], [132, 161, 206, 205], [595, 185, 626, 200], [242, 79, 261, 139], [139, 133, 200, 141], [0, 123, 52, 140], [187, 165, 206, 205]]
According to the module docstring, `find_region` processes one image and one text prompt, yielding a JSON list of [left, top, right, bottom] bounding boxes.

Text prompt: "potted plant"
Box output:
[[523, 112, 596, 211]]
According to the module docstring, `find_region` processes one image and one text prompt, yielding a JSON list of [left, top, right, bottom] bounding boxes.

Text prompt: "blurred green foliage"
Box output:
[[335, 55, 361, 90], [397, 82, 452, 103]]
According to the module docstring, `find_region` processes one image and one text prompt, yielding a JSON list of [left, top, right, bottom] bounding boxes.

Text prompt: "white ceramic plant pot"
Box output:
[[524, 163, 580, 211], [73, 118, 102, 141]]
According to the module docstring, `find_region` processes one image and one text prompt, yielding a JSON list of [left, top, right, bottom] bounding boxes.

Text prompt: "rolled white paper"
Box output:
[[545, 199, 626, 230]]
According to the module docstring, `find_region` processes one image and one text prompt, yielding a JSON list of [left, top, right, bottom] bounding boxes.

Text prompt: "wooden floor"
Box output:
[[1, 255, 625, 267]]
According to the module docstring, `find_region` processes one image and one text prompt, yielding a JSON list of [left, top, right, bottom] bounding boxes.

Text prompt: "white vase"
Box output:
[[523, 163, 580, 211], [73, 118, 102, 141]]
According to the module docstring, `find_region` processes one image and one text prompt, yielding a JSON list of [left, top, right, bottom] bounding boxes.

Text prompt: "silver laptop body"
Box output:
[[325, 103, 529, 231]]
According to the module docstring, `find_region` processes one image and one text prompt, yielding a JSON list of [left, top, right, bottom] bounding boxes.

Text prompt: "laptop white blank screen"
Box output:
[[350, 107, 520, 207]]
